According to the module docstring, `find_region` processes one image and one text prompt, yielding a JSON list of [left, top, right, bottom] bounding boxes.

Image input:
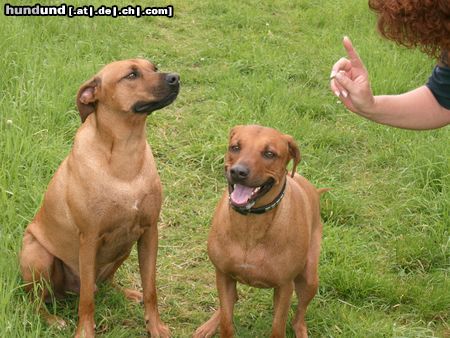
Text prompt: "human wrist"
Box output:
[[358, 95, 397, 126], [357, 94, 378, 118]]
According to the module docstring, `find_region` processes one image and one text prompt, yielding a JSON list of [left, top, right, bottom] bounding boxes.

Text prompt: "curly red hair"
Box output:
[[369, 0, 450, 59]]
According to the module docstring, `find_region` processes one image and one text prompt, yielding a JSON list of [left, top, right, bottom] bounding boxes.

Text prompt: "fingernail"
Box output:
[[334, 90, 341, 97], [342, 90, 348, 98]]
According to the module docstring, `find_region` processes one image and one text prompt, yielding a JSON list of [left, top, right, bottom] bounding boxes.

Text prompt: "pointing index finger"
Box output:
[[343, 36, 363, 68]]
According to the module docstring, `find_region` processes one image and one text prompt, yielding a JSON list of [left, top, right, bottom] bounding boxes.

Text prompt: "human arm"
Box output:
[[330, 37, 450, 130]]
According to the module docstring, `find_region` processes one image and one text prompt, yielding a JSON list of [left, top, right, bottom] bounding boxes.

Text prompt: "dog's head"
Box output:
[[225, 125, 301, 208], [76, 59, 179, 123]]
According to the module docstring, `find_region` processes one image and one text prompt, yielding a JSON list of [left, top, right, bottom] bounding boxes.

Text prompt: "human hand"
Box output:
[[330, 36, 375, 114]]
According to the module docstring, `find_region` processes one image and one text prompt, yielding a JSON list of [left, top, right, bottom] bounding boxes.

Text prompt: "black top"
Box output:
[[426, 52, 450, 109]]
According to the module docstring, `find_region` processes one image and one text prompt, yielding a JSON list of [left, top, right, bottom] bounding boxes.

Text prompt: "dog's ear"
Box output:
[[76, 77, 100, 123], [284, 134, 301, 177]]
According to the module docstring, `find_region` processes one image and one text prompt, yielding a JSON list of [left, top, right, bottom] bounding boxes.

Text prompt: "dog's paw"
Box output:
[[193, 316, 220, 338], [193, 310, 220, 338], [44, 313, 67, 330], [193, 324, 218, 338], [122, 288, 144, 303], [147, 319, 171, 338]]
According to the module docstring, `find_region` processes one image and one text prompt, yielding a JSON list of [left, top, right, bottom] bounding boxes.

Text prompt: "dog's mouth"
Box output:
[[228, 178, 275, 209], [133, 89, 179, 115]]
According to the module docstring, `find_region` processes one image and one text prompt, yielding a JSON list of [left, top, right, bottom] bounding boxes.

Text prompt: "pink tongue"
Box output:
[[231, 184, 254, 205]]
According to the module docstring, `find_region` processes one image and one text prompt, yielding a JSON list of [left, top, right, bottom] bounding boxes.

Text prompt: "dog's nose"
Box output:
[[230, 164, 249, 181], [166, 73, 180, 86]]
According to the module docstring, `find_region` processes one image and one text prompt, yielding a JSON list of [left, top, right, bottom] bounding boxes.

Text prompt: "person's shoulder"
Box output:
[[426, 54, 450, 110], [438, 50, 450, 68]]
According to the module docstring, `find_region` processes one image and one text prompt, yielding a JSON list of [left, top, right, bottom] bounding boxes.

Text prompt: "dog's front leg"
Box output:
[[75, 231, 97, 338], [270, 282, 294, 338], [216, 269, 237, 338], [138, 223, 170, 338]]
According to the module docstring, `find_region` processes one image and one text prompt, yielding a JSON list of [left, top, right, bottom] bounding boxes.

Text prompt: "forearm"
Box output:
[[359, 86, 450, 130]]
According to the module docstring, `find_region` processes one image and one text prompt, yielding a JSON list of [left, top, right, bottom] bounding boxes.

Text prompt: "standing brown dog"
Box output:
[[195, 125, 326, 338], [20, 59, 179, 338]]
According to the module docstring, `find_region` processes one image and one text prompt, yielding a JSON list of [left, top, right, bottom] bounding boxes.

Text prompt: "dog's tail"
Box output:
[[317, 188, 331, 196]]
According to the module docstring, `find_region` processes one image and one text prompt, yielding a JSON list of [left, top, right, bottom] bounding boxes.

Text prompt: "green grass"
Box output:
[[1, 0, 449, 337]]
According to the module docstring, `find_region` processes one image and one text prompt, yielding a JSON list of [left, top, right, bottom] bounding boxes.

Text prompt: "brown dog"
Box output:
[[19, 59, 179, 338], [195, 125, 326, 338]]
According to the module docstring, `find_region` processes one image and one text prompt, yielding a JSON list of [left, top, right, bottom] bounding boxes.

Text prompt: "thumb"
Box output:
[[334, 71, 357, 94]]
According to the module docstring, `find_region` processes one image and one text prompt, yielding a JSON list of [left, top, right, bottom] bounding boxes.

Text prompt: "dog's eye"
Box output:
[[125, 71, 139, 80], [229, 145, 240, 153], [263, 151, 276, 159]]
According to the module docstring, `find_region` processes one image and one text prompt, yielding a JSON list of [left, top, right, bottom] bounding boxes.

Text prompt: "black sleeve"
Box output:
[[426, 65, 450, 109]]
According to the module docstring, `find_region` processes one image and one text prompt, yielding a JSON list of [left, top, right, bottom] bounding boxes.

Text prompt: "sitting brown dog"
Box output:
[[19, 59, 179, 338], [195, 125, 327, 338]]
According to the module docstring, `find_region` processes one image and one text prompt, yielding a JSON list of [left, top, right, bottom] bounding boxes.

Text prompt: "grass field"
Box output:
[[1, 0, 449, 337]]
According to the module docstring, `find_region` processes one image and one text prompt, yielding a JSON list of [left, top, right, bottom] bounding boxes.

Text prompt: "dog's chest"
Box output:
[[227, 250, 286, 287], [79, 173, 161, 259], [231, 256, 279, 288], [95, 195, 152, 264], [97, 185, 155, 232], [210, 239, 302, 288], [209, 215, 309, 288]]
